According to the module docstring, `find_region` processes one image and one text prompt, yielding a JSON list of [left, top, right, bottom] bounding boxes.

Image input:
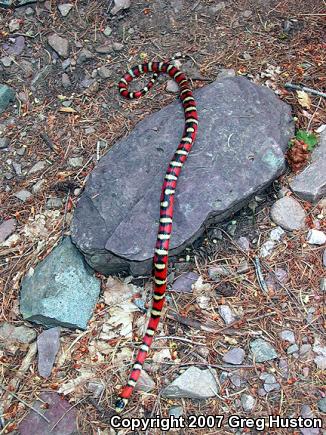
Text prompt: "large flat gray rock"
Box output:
[[20, 237, 100, 330], [71, 77, 294, 276]]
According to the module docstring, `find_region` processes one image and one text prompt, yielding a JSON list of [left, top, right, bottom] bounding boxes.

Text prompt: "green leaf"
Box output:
[[295, 130, 318, 151]]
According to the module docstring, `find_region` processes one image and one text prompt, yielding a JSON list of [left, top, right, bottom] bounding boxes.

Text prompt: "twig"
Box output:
[[154, 335, 207, 346], [39, 132, 56, 152], [0, 384, 50, 424], [285, 83, 326, 98], [50, 397, 87, 432], [61, 191, 71, 240], [253, 256, 269, 295]]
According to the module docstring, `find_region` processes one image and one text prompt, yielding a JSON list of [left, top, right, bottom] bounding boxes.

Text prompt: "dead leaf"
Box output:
[[297, 90, 311, 109], [59, 107, 77, 113]]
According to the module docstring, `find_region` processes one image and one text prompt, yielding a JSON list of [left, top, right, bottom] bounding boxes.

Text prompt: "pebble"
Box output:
[[0, 218, 17, 243], [250, 338, 278, 362], [209, 2, 226, 13], [29, 160, 47, 174], [299, 344, 312, 356], [46, 197, 63, 209], [237, 260, 249, 274], [32, 179, 46, 193], [260, 373, 280, 392], [111, 0, 131, 15], [260, 240, 275, 257], [169, 405, 183, 418], [230, 374, 242, 388], [0, 322, 36, 346], [300, 405, 320, 435], [68, 156, 83, 167], [279, 329, 295, 344], [1, 56, 12, 67], [0, 137, 10, 148], [222, 348, 245, 365], [12, 161, 22, 175], [171, 272, 199, 293], [270, 196, 306, 231], [95, 44, 112, 54], [236, 236, 250, 252], [216, 68, 236, 80], [97, 66, 111, 79], [87, 381, 104, 398], [134, 370, 155, 392], [25, 7, 34, 16], [77, 48, 94, 64], [270, 226, 285, 241], [278, 358, 289, 378], [17, 146, 26, 156], [287, 343, 299, 355], [317, 397, 326, 413], [306, 229, 326, 245], [48, 33, 70, 58], [62, 73, 71, 88], [323, 249, 326, 267], [320, 278, 326, 292], [166, 80, 179, 93], [241, 394, 255, 412], [218, 305, 235, 325], [112, 42, 124, 51], [37, 327, 60, 378], [14, 189, 32, 202], [9, 18, 21, 32], [58, 3, 73, 16], [103, 26, 112, 37]]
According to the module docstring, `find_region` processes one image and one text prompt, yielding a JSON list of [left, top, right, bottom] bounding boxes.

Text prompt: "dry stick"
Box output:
[[39, 132, 56, 151], [284, 83, 326, 98], [0, 384, 50, 424]]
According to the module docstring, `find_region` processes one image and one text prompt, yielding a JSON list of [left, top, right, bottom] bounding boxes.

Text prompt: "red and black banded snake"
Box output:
[[115, 56, 198, 412]]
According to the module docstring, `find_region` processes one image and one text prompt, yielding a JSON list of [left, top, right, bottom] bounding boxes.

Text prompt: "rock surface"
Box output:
[[71, 77, 294, 276], [18, 391, 77, 435], [20, 237, 101, 330], [250, 338, 278, 362], [0, 218, 17, 243], [290, 130, 326, 202], [161, 366, 218, 398], [0, 84, 15, 114]]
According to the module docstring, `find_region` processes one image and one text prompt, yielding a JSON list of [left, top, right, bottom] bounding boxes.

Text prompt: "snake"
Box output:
[[115, 55, 198, 412]]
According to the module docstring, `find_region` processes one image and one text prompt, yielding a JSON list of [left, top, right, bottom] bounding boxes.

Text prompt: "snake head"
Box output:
[[115, 398, 128, 413]]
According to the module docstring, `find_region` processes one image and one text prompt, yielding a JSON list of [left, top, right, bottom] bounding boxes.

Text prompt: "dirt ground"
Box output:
[[0, 0, 325, 434]]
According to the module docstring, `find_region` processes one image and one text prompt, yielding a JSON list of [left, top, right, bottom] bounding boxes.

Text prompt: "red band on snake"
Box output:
[[115, 56, 198, 412]]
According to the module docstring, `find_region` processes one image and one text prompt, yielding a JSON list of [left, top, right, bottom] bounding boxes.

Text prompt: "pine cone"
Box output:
[[286, 139, 310, 172]]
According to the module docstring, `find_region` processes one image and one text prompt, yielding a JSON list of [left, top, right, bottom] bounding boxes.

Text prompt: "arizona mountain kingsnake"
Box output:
[[115, 56, 198, 412]]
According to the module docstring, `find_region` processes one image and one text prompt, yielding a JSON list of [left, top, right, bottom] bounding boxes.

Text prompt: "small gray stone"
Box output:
[[171, 272, 199, 293], [218, 305, 235, 325], [236, 236, 250, 252], [237, 260, 249, 274], [0, 322, 36, 345], [161, 366, 218, 399], [61, 58, 71, 70], [112, 42, 124, 51], [14, 189, 32, 202], [85, 127, 95, 135], [314, 355, 326, 370], [260, 240, 275, 257], [317, 397, 326, 413], [166, 80, 179, 93], [1, 56, 12, 67], [37, 328, 60, 378], [0, 218, 16, 242], [19, 391, 77, 435], [222, 348, 245, 365], [270, 196, 306, 231], [242, 10, 252, 18], [103, 26, 112, 37], [46, 197, 63, 209], [68, 157, 83, 168], [31, 65, 53, 88], [0, 137, 10, 148], [48, 34, 70, 58], [95, 44, 113, 54], [270, 226, 285, 241], [306, 229, 326, 245], [278, 358, 288, 378], [87, 381, 104, 398], [168, 405, 183, 418], [17, 146, 26, 156], [9, 18, 21, 32], [0, 84, 15, 114], [77, 48, 93, 64], [12, 161, 21, 175], [241, 394, 255, 412], [134, 370, 155, 392], [290, 130, 326, 203], [287, 343, 299, 354], [299, 344, 312, 356], [230, 374, 242, 387], [111, 0, 131, 15], [250, 338, 278, 362], [323, 249, 326, 267], [279, 329, 295, 344], [32, 179, 46, 193], [300, 405, 320, 435], [62, 73, 71, 88], [320, 278, 326, 292], [20, 237, 101, 330], [58, 3, 73, 16], [209, 2, 226, 13], [29, 160, 47, 174], [25, 7, 34, 16], [97, 66, 111, 79], [260, 373, 280, 392]]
